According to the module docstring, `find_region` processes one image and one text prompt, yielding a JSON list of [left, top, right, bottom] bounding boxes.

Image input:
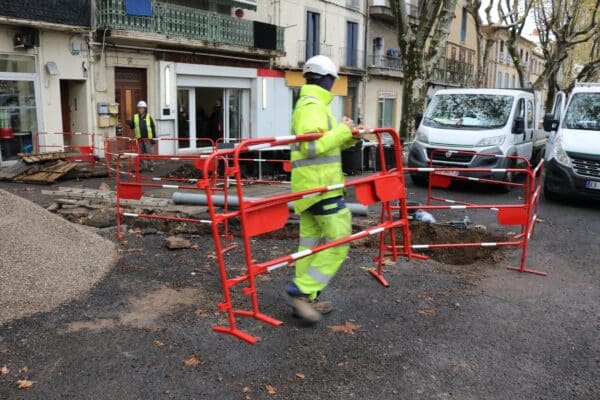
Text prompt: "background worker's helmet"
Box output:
[[302, 55, 339, 79], [137, 100, 148, 108]]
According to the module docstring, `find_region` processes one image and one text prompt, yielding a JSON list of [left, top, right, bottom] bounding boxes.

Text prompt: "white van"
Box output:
[[543, 83, 600, 200], [408, 88, 546, 190]]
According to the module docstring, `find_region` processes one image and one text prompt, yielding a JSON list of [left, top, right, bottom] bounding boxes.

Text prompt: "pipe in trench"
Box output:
[[172, 192, 369, 216]]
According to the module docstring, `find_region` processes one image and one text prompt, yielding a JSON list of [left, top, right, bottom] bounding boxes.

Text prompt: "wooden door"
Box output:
[[60, 80, 71, 133], [115, 68, 147, 138]]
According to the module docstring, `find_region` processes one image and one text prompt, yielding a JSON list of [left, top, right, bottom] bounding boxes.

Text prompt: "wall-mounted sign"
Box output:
[[378, 90, 396, 99]]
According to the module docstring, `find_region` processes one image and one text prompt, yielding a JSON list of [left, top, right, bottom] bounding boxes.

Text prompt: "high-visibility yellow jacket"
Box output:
[[132, 113, 154, 139], [291, 84, 356, 213]]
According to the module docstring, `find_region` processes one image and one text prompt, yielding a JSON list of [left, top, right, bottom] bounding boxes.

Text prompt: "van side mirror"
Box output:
[[513, 117, 525, 134], [543, 113, 559, 132], [415, 113, 423, 128]]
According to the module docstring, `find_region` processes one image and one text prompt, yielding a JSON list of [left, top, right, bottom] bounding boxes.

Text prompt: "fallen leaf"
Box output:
[[265, 384, 277, 395], [416, 308, 437, 317], [242, 386, 253, 393], [382, 258, 396, 266], [0, 346, 9, 353], [328, 321, 360, 334], [417, 294, 434, 303], [16, 380, 35, 389], [194, 309, 205, 317], [1, 365, 8, 375], [19, 367, 28, 374], [295, 373, 305, 381], [182, 354, 202, 367], [153, 340, 165, 348]]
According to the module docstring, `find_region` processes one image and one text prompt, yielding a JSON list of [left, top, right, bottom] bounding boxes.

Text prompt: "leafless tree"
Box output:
[[389, 0, 458, 139], [497, 0, 534, 87], [465, 0, 496, 87], [533, 0, 600, 109]]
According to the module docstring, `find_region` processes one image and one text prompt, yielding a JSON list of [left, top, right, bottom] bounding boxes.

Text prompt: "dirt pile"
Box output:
[[0, 189, 118, 324], [407, 221, 509, 265]]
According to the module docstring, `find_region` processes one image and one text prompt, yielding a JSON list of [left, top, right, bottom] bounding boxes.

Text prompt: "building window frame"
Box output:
[[306, 10, 320, 60]]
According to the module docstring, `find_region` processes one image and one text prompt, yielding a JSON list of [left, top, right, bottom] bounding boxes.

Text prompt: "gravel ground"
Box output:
[[0, 189, 118, 324]]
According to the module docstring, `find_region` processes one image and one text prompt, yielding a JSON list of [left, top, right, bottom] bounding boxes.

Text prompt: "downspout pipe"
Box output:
[[172, 192, 369, 216]]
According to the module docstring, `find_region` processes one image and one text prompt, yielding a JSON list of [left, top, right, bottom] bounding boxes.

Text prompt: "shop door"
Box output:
[[115, 68, 147, 138], [224, 88, 249, 141]]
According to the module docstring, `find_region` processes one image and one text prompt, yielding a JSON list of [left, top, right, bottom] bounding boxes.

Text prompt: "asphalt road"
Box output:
[[0, 176, 599, 399]]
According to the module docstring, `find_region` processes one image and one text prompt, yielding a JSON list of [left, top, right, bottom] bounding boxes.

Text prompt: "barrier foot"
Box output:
[[506, 266, 547, 276], [213, 326, 259, 344], [234, 310, 283, 326], [409, 253, 430, 260], [369, 269, 390, 287]]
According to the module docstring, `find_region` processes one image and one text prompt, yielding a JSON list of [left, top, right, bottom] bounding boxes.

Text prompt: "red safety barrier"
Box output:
[[198, 129, 415, 343], [403, 149, 545, 276]]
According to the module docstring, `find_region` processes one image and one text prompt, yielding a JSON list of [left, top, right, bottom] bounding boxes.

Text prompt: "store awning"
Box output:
[[285, 71, 348, 97]]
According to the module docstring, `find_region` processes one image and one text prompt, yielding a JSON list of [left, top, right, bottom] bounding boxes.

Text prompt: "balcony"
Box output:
[[368, 54, 403, 74], [433, 58, 474, 86], [297, 41, 334, 64], [370, 0, 421, 23], [96, 0, 284, 53], [0, 0, 91, 27], [339, 48, 365, 70]]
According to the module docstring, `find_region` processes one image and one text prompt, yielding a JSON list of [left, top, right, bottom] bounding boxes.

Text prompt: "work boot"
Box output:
[[285, 283, 321, 324], [311, 299, 333, 314]]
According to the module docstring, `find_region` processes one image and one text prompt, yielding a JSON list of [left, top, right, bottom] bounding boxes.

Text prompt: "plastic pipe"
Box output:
[[172, 192, 369, 216]]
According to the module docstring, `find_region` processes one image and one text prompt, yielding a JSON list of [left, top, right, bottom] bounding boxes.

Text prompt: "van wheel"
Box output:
[[544, 182, 561, 202]]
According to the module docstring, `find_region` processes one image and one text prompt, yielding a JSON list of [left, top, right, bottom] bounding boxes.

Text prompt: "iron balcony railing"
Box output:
[[368, 54, 403, 71], [297, 40, 334, 63], [433, 58, 475, 86], [96, 0, 284, 52]]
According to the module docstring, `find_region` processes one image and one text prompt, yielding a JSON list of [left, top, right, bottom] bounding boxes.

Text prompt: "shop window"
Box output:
[[0, 54, 35, 73], [0, 80, 38, 161], [377, 97, 395, 128]]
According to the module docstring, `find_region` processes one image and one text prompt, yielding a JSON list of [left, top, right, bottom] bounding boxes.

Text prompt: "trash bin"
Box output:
[[342, 141, 363, 175], [375, 145, 397, 171]]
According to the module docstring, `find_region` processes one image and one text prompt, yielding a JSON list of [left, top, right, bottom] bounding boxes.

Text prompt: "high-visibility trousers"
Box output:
[[294, 199, 352, 299]]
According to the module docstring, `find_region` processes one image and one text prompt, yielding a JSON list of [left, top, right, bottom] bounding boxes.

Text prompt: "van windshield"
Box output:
[[423, 94, 514, 129], [564, 93, 600, 130]]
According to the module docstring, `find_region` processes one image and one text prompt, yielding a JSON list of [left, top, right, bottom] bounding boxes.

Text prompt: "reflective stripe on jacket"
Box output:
[[290, 84, 356, 213], [133, 113, 153, 139]]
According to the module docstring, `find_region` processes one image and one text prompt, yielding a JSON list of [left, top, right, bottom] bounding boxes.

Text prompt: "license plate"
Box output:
[[585, 181, 600, 190], [438, 171, 460, 176]]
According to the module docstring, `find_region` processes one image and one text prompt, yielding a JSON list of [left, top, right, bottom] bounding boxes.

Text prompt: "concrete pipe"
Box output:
[[171, 192, 369, 216]]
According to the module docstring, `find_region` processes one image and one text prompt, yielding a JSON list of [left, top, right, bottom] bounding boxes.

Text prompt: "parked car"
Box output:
[[543, 83, 600, 200], [408, 88, 546, 191]]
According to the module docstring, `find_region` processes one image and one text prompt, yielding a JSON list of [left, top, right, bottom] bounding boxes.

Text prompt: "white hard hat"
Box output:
[[303, 55, 339, 79], [137, 100, 148, 108]]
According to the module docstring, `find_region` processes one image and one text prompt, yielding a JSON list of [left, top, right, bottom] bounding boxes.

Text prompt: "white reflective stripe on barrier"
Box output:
[[468, 177, 480, 181], [412, 244, 430, 249], [267, 262, 289, 272], [291, 249, 312, 260], [450, 205, 467, 209], [491, 168, 506, 173], [481, 242, 497, 247], [123, 212, 139, 217], [327, 183, 345, 191], [275, 135, 296, 142], [123, 153, 139, 157], [248, 143, 272, 151], [418, 168, 434, 172], [368, 227, 385, 235], [491, 207, 499, 211], [170, 157, 181, 161], [162, 184, 179, 189]]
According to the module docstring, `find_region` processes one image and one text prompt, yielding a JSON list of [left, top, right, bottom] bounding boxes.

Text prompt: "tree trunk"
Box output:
[[400, 46, 426, 140], [545, 73, 557, 112]]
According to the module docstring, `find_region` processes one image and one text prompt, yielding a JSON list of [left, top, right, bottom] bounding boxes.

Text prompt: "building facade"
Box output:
[[0, 0, 92, 162]]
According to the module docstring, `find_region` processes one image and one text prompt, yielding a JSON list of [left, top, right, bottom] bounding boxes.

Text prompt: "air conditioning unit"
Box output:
[[14, 31, 39, 49]]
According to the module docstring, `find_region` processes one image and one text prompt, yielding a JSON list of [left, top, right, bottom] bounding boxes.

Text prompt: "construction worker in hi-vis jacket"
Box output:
[[285, 55, 367, 323]]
